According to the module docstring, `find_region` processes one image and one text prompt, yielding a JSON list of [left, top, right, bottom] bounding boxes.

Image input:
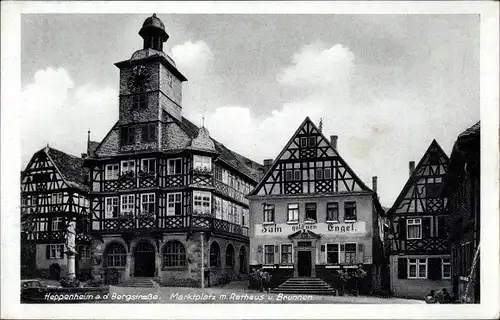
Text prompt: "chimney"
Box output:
[[409, 161, 415, 176], [372, 176, 378, 193], [330, 135, 338, 150], [263, 159, 273, 172]]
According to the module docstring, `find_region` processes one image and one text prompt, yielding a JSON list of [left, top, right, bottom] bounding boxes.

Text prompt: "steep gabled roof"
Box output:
[[250, 117, 372, 196], [387, 140, 449, 216]]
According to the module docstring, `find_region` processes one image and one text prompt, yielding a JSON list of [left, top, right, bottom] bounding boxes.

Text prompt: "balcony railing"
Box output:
[[21, 230, 65, 242], [388, 237, 450, 254], [214, 179, 249, 205]]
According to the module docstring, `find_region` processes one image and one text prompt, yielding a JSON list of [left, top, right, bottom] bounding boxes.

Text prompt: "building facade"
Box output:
[[83, 14, 263, 287], [247, 118, 386, 294], [21, 147, 91, 280], [386, 140, 451, 299], [445, 122, 480, 303]]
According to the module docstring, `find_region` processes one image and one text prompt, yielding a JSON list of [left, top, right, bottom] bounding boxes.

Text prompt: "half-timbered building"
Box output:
[[247, 117, 386, 294], [21, 146, 91, 280], [445, 122, 480, 303], [386, 140, 451, 299], [83, 14, 263, 287]]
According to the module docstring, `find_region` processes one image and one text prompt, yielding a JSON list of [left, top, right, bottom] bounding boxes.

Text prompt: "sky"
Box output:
[[21, 14, 480, 207]]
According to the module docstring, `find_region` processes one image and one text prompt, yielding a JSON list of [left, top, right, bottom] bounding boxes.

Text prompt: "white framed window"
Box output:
[[300, 137, 308, 148], [105, 197, 119, 218], [442, 258, 451, 279], [326, 243, 340, 264], [51, 193, 63, 204], [263, 245, 275, 265], [263, 204, 275, 223], [280, 243, 293, 264], [407, 218, 422, 239], [121, 160, 135, 174], [51, 217, 63, 231], [120, 194, 135, 215], [47, 244, 64, 259], [215, 197, 222, 219], [141, 158, 156, 173], [167, 192, 182, 216], [77, 245, 91, 259], [105, 164, 119, 180], [344, 243, 357, 264], [193, 155, 212, 171], [344, 202, 357, 221], [408, 258, 427, 279], [193, 191, 211, 215], [167, 158, 182, 175], [287, 203, 299, 223], [141, 193, 155, 214], [37, 218, 48, 232]]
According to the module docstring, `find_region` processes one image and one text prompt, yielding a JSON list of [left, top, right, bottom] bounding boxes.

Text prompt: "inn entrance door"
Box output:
[[297, 251, 312, 277], [134, 241, 155, 277]]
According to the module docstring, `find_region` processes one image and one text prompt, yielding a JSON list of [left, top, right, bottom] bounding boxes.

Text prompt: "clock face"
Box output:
[[128, 65, 151, 92]]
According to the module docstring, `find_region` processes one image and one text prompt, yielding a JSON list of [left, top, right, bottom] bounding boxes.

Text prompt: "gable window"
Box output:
[[280, 244, 293, 264], [37, 218, 48, 232], [120, 195, 135, 215], [408, 258, 427, 279], [407, 218, 422, 239], [300, 137, 308, 148], [140, 193, 155, 215], [326, 243, 339, 264], [324, 168, 332, 179], [141, 158, 156, 174], [287, 203, 299, 223], [105, 197, 119, 218], [344, 202, 357, 221], [141, 123, 156, 143], [285, 170, 293, 181], [308, 136, 316, 147], [426, 182, 443, 198], [305, 203, 317, 222], [326, 202, 339, 222], [442, 258, 451, 279], [121, 160, 135, 174], [105, 164, 119, 180], [132, 94, 147, 109], [193, 191, 211, 215], [264, 245, 275, 265], [120, 126, 135, 145], [167, 193, 182, 216], [168, 158, 182, 175], [51, 193, 63, 204], [315, 168, 324, 180], [194, 155, 212, 171], [51, 217, 64, 231], [263, 204, 275, 223], [344, 243, 357, 264], [46, 244, 64, 259]]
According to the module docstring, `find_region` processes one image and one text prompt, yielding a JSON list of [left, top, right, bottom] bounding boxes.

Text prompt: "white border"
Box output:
[[1, 1, 499, 319]]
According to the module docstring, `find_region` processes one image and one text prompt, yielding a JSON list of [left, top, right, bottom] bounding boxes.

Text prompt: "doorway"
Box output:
[[297, 251, 312, 277], [134, 241, 155, 277]]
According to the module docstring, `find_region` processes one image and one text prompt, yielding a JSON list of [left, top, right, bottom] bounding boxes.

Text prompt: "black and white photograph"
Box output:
[[1, 1, 499, 319]]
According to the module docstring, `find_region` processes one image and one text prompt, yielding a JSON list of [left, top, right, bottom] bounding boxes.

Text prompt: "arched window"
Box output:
[[105, 243, 126, 267], [225, 244, 234, 268], [210, 242, 220, 268], [163, 241, 186, 267], [239, 246, 247, 274]]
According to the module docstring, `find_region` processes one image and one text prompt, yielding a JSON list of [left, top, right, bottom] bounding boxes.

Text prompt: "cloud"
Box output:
[[21, 67, 117, 166], [170, 40, 214, 75]]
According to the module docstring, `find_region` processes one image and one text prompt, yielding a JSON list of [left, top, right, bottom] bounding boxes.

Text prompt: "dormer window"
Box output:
[[141, 123, 157, 142], [132, 94, 147, 109], [120, 126, 135, 145]]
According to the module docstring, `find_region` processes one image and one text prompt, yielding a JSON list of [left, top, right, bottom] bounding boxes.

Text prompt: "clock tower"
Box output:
[[114, 14, 187, 151]]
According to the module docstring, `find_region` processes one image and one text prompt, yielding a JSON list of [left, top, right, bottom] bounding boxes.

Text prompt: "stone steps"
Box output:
[[116, 277, 155, 288], [272, 278, 335, 295]]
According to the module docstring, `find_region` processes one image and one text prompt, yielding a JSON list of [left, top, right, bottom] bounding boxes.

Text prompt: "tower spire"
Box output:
[[139, 14, 169, 52]]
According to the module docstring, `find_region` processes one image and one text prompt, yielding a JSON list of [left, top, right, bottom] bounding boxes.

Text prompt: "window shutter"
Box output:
[[428, 257, 442, 280], [397, 257, 407, 279], [257, 245, 262, 264], [357, 243, 364, 264], [320, 245, 326, 264], [398, 218, 406, 240], [422, 217, 431, 238], [46, 245, 50, 259]]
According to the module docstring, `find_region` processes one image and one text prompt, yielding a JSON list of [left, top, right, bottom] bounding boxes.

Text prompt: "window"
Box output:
[[47, 244, 64, 259], [305, 203, 317, 221], [442, 258, 451, 279], [51, 193, 63, 204], [300, 137, 308, 148], [163, 241, 186, 267], [37, 218, 48, 232], [294, 170, 301, 181], [105, 197, 119, 218], [324, 168, 332, 179], [194, 155, 211, 171], [280, 244, 293, 264], [263, 204, 275, 223], [193, 191, 211, 215], [407, 218, 422, 239], [167, 193, 182, 216], [264, 245, 275, 265], [120, 126, 135, 145], [141, 123, 156, 142], [287, 204, 299, 223], [132, 94, 147, 109], [225, 244, 235, 268], [167, 158, 182, 175], [408, 258, 427, 279], [315, 168, 324, 180], [285, 170, 293, 181], [210, 242, 221, 267], [344, 202, 357, 221], [308, 136, 316, 147], [105, 243, 126, 267], [326, 202, 339, 222], [105, 164, 119, 180], [344, 243, 357, 264], [121, 160, 135, 174], [141, 158, 156, 174], [51, 217, 64, 231], [166, 73, 173, 87], [120, 195, 134, 215], [141, 193, 155, 215], [326, 243, 339, 264], [77, 245, 91, 259], [426, 183, 443, 198]]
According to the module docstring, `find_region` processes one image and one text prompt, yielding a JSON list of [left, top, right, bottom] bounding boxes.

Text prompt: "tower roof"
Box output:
[[139, 13, 169, 42]]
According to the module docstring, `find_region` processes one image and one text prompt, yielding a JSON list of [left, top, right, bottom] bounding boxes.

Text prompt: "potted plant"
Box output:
[[193, 167, 212, 175], [351, 266, 367, 296], [118, 171, 135, 182], [138, 170, 156, 178], [336, 269, 349, 296]]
